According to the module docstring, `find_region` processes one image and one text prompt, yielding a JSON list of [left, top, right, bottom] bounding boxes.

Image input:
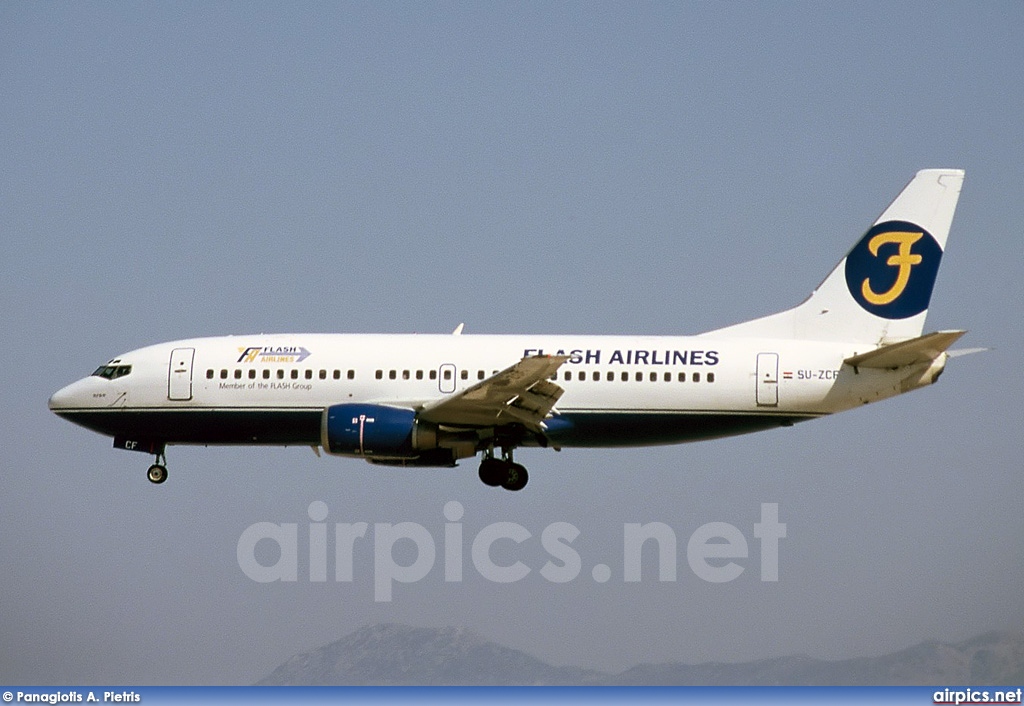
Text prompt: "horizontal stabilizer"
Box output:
[[947, 347, 988, 359], [844, 330, 966, 369]]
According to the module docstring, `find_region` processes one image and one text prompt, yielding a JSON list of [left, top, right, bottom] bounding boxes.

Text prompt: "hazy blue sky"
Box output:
[[2, 1, 1023, 685]]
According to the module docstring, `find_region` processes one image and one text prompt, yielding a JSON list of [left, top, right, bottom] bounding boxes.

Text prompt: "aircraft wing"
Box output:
[[418, 354, 570, 431], [844, 330, 967, 369]]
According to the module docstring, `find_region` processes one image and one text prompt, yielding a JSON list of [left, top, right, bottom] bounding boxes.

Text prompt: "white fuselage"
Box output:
[[48, 332, 928, 452]]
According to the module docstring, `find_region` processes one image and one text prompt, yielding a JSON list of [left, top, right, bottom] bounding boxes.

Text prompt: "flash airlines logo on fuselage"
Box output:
[[238, 346, 312, 364], [844, 220, 942, 320]]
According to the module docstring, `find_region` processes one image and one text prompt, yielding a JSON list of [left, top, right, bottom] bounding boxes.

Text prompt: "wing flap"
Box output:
[[506, 379, 564, 423], [419, 355, 569, 430], [844, 330, 967, 369]]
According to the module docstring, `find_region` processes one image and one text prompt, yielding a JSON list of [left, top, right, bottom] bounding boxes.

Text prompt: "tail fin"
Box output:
[[703, 169, 965, 344]]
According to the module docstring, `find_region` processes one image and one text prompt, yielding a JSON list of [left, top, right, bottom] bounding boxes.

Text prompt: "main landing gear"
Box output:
[[147, 452, 168, 485], [478, 449, 528, 492]]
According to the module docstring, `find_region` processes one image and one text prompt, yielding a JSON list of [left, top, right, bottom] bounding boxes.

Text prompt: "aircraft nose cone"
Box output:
[[48, 386, 71, 411], [48, 379, 87, 412]]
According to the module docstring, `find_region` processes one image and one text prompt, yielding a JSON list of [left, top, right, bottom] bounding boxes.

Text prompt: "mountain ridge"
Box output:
[[257, 624, 1024, 686]]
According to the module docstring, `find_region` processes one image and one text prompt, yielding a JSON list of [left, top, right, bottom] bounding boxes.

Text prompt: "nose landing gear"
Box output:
[[113, 438, 168, 485], [147, 452, 168, 484]]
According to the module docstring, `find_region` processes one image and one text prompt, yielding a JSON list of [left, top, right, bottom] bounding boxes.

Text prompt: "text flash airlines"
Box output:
[[50, 170, 970, 491]]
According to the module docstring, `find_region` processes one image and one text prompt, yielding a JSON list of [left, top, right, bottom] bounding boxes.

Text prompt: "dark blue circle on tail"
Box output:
[[844, 220, 942, 319]]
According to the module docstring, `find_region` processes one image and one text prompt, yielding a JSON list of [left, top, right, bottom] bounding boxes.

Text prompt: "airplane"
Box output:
[[49, 168, 969, 491]]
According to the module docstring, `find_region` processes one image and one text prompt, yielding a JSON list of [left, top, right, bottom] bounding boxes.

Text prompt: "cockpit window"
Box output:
[[92, 364, 132, 380]]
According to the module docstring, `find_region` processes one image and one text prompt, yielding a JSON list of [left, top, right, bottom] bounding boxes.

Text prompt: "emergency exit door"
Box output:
[[756, 352, 779, 407], [438, 363, 457, 394]]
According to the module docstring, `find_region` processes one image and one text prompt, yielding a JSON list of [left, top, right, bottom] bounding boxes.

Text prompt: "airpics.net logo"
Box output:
[[236, 502, 787, 602]]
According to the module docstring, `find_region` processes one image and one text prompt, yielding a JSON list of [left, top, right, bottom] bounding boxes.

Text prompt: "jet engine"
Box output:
[[320, 403, 477, 466]]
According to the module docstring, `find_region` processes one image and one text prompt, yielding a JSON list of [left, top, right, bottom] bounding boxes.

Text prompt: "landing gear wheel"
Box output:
[[147, 464, 168, 484], [501, 463, 528, 492], [478, 458, 505, 487]]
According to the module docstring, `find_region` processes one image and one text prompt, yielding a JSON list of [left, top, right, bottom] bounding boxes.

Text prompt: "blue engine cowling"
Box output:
[[322, 404, 420, 457], [321, 403, 479, 466]]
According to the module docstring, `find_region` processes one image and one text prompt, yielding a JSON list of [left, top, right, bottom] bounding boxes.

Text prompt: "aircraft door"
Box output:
[[168, 347, 195, 401], [438, 364, 456, 394], [756, 352, 779, 407]]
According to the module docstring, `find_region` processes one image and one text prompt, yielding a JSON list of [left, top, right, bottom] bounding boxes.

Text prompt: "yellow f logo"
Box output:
[[860, 231, 924, 305], [237, 347, 261, 363]]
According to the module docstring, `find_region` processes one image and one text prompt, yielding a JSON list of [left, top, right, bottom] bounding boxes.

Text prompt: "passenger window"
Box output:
[[277, 369, 285, 379], [678, 372, 686, 382], [593, 371, 600, 381], [621, 372, 629, 382], [707, 372, 715, 383], [443, 370, 451, 380], [478, 370, 485, 380], [375, 370, 383, 380], [249, 369, 256, 379], [348, 370, 355, 380], [207, 369, 214, 379], [636, 372, 643, 382], [693, 372, 701, 382], [416, 370, 424, 380], [430, 370, 437, 380], [650, 372, 657, 382], [291, 370, 299, 380], [564, 371, 572, 381], [664, 372, 671, 382], [389, 370, 397, 380], [403, 370, 410, 380], [305, 370, 313, 380], [319, 370, 327, 380], [234, 369, 242, 379], [333, 370, 340, 380], [578, 371, 585, 381], [220, 370, 228, 379], [263, 369, 271, 380], [606, 371, 614, 381]]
